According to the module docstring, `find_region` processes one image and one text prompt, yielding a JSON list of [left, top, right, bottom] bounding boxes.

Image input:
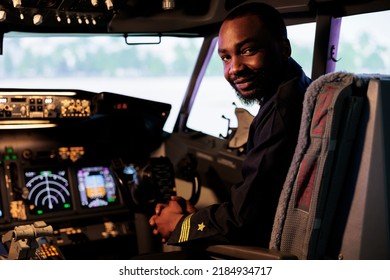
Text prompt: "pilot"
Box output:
[[149, 2, 312, 253]]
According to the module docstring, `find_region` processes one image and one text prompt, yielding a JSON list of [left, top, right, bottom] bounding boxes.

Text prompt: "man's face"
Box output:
[[218, 15, 285, 104]]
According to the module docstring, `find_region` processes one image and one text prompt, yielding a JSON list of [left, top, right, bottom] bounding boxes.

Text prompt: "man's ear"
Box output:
[[281, 39, 292, 60]]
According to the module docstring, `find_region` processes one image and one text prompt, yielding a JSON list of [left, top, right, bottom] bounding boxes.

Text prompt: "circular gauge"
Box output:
[[24, 168, 72, 215]]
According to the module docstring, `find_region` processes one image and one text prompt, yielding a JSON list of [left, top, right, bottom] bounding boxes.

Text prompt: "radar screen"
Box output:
[[24, 168, 72, 215], [77, 166, 120, 209]]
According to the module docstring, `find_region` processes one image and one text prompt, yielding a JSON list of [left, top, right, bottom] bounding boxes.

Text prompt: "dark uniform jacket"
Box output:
[[167, 58, 311, 248]]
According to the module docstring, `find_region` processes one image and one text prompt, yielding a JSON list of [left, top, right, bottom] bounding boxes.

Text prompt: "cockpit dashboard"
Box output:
[[0, 88, 172, 259]]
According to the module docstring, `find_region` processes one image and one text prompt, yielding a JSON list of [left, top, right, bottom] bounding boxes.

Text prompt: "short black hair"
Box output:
[[224, 2, 288, 40]]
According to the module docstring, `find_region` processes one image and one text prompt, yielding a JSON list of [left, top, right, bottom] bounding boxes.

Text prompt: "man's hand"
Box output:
[[149, 196, 198, 243]]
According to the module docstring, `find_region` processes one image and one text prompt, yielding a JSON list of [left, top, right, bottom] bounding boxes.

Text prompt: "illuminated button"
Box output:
[[20, 106, 26, 116], [33, 14, 43, 25], [44, 98, 53, 104]]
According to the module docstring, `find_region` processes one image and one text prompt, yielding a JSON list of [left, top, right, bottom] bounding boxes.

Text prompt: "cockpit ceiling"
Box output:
[[0, 0, 313, 34], [0, 0, 389, 35], [0, 0, 122, 32]]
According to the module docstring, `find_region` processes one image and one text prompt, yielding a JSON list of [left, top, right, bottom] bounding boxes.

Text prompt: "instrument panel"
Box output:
[[1, 149, 126, 222], [0, 88, 172, 259], [0, 93, 90, 119]]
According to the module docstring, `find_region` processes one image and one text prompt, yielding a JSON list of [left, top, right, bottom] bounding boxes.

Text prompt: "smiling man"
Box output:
[[149, 2, 311, 253]]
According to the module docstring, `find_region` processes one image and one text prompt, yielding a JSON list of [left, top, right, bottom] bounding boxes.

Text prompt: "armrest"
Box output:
[[205, 245, 298, 260]]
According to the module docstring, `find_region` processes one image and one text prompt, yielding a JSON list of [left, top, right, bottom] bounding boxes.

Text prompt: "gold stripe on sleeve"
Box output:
[[178, 214, 193, 243]]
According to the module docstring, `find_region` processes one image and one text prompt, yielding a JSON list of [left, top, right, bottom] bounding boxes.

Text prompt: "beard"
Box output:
[[235, 90, 258, 106], [231, 69, 274, 106]]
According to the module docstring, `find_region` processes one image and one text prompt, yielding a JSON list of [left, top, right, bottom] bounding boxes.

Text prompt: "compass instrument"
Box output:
[[24, 168, 72, 215]]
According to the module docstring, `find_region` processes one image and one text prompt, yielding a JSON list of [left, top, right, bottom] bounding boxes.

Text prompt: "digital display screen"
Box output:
[[77, 166, 119, 209], [24, 168, 72, 215]]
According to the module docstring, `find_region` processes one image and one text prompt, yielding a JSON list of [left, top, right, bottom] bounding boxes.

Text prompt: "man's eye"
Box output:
[[220, 56, 229, 62], [241, 48, 255, 55]]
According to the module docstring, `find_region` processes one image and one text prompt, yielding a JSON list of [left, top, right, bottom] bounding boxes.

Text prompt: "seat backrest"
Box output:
[[270, 72, 390, 259], [206, 73, 390, 260], [330, 77, 390, 260]]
